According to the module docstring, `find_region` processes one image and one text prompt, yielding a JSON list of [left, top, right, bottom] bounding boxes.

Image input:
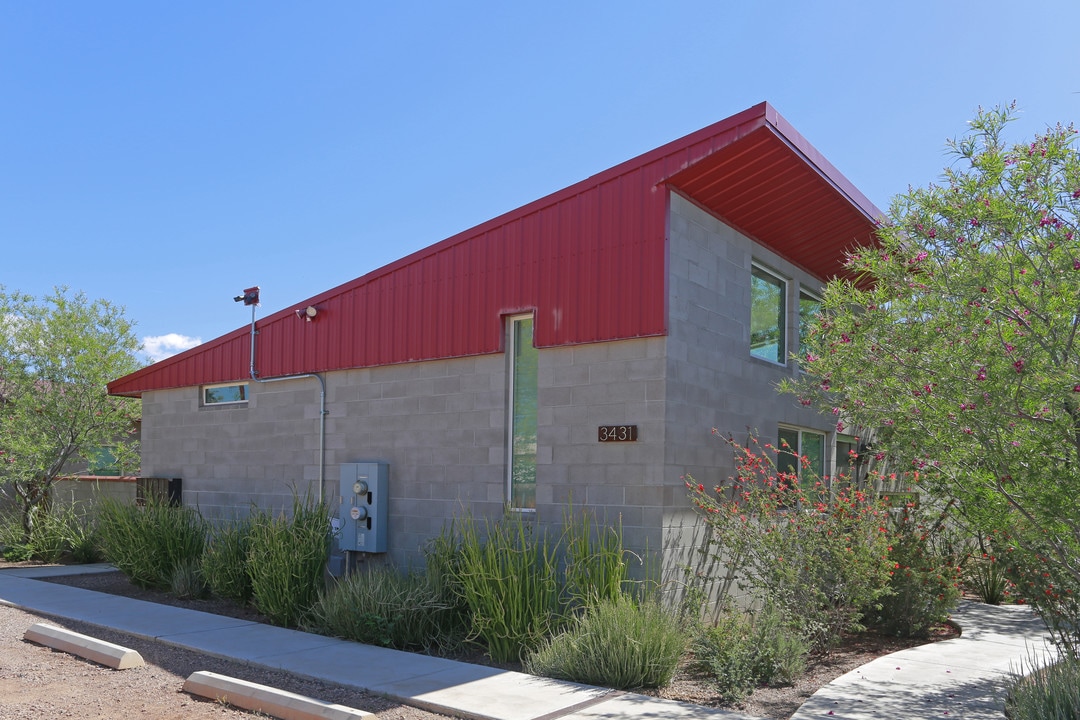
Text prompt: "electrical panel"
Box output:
[[338, 462, 389, 553]]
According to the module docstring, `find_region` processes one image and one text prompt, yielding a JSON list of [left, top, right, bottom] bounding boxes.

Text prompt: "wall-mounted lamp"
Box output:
[[296, 305, 319, 322]]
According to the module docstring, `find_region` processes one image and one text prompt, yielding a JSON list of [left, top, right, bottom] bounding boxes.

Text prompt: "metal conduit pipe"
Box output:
[[246, 304, 327, 504]]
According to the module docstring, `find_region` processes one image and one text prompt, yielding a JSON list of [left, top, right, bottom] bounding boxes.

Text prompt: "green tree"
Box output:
[[0, 287, 142, 540], [783, 105, 1080, 648]]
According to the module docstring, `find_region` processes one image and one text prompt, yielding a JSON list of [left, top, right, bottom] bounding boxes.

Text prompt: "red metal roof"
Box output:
[[108, 102, 881, 397]]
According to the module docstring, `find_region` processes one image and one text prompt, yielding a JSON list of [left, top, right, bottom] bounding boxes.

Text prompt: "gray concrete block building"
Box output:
[[109, 103, 881, 584]]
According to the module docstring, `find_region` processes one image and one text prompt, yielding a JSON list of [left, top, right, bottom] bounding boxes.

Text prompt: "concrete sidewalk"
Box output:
[[790, 601, 1059, 720], [0, 564, 758, 720], [0, 564, 1062, 720]]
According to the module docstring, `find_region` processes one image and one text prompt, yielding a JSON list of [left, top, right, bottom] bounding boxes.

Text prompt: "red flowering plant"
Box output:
[[782, 104, 1080, 654], [686, 432, 893, 653]]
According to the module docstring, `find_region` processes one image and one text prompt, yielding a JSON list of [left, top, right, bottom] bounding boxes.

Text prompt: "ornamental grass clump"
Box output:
[[201, 517, 254, 603], [1005, 654, 1080, 720], [96, 495, 206, 590], [447, 512, 560, 663], [561, 508, 631, 610], [524, 595, 688, 690], [247, 494, 331, 627], [307, 565, 456, 650]]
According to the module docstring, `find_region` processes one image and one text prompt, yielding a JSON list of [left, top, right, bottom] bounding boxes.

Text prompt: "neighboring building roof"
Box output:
[[108, 102, 881, 398]]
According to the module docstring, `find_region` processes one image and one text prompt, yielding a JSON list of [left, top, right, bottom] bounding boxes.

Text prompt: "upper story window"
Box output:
[[798, 290, 822, 355], [202, 383, 249, 406], [750, 264, 787, 364]]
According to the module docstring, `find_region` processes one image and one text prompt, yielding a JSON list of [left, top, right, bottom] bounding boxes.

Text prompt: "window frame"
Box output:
[[750, 263, 788, 365], [201, 382, 250, 406], [777, 425, 826, 481]]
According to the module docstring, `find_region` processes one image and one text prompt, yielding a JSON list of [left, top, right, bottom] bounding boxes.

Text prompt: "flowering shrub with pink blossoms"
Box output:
[[783, 104, 1080, 654]]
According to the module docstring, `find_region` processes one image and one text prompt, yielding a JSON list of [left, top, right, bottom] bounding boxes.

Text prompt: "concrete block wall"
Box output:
[[661, 193, 837, 601], [140, 381, 321, 522], [534, 337, 668, 569], [52, 477, 137, 508], [140, 337, 669, 571]]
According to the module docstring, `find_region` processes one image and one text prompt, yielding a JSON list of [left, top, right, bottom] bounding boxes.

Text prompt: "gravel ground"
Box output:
[[0, 594, 452, 719]]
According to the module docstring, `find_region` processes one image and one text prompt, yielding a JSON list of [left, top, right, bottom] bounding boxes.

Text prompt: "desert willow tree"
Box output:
[[783, 105, 1080, 650], [0, 287, 142, 540]]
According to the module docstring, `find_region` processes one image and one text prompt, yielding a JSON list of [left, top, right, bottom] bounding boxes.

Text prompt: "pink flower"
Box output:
[[976, 367, 987, 381], [1014, 359, 1025, 373]]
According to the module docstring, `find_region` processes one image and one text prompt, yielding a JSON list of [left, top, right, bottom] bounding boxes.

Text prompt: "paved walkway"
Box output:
[[791, 601, 1059, 720], [0, 564, 1062, 720]]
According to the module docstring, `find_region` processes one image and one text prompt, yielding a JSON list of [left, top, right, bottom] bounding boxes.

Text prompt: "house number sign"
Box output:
[[598, 425, 638, 442]]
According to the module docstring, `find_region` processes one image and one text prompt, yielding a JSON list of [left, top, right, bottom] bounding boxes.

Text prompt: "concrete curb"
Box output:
[[23, 622, 145, 669], [183, 670, 372, 720]]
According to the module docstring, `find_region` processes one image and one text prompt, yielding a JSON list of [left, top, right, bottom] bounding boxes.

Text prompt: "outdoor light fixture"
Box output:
[[296, 305, 319, 322], [233, 286, 260, 306]]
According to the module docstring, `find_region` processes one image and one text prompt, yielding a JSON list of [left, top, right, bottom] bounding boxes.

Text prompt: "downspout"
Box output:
[[246, 303, 327, 504]]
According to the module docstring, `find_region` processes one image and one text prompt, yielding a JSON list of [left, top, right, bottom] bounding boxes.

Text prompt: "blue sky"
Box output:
[[3, 2, 1078, 362]]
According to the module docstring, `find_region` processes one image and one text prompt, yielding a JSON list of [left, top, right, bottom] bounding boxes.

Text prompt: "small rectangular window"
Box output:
[[751, 265, 787, 364], [202, 383, 249, 406]]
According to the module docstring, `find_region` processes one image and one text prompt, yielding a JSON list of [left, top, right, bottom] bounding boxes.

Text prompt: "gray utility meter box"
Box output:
[[338, 462, 389, 553]]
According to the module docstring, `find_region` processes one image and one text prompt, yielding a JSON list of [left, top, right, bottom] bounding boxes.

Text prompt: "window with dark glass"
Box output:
[[751, 265, 786, 363], [202, 383, 248, 405]]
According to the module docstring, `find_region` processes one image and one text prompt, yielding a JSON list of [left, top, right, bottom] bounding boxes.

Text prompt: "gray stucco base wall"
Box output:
[[140, 336, 669, 571], [661, 193, 838, 605]]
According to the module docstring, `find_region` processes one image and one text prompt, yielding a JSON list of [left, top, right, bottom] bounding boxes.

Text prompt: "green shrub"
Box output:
[[307, 565, 455, 650], [202, 518, 253, 603], [247, 495, 330, 627], [692, 603, 809, 702], [525, 596, 688, 690], [865, 507, 961, 639], [447, 512, 561, 663], [96, 497, 205, 589], [1005, 655, 1080, 719]]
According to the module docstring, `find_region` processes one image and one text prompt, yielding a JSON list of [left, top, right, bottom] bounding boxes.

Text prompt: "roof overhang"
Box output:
[[664, 105, 881, 281]]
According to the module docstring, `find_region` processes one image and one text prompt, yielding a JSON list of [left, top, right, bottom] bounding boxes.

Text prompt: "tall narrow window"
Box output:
[[507, 315, 537, 510], [798, 290, 822, 355], [751, 265, 786, 364]]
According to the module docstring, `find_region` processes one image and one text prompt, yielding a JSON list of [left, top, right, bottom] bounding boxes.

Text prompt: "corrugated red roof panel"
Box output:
[[108, 102, 881, 397]]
